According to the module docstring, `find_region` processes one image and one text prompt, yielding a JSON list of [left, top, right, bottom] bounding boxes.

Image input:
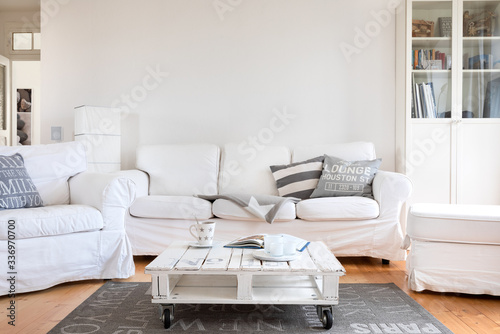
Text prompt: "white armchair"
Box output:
[[0, 141, 135, 295]]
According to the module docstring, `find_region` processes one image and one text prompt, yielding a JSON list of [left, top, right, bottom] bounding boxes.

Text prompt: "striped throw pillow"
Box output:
[[270, 156, 324, 199]]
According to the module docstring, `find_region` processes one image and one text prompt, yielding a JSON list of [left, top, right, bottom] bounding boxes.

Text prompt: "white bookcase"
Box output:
[[398, 0, 500, 206]]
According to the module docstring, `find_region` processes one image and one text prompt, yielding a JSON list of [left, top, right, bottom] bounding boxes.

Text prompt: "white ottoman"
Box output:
[[404, 203, 500, 295]]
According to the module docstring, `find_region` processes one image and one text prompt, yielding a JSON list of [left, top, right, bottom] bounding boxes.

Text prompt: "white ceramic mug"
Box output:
[[189, 221, 216, 246], [264, 234, 284, 257]]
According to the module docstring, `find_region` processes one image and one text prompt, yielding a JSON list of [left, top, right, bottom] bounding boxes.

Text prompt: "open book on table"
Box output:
[[224, 234, 310, 252]]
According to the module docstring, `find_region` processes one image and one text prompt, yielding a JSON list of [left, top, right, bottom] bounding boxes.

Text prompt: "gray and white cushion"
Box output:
[[0, 153, 43, 210], [310, 155, 381, 199], [270, 156, 324, 199]]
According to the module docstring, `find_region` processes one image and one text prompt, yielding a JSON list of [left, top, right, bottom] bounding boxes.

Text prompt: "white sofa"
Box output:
[[0, 142, 136, 295], [123, 141, 412, 261]]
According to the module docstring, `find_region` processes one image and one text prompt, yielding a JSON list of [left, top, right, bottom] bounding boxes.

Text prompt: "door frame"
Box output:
[[0, 54, 11, 145]]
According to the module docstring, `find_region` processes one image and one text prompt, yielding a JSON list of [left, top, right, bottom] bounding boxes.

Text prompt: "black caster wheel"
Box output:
[[162, 309, 171, 329], [321, 309, 333, 329]]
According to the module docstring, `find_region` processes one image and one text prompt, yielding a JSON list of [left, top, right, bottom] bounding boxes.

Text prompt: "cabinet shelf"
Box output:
[[462, 69, 500, 74], [413, 37, 452, 48], [412, 69, 451, 74], [463, 36, 500, 47], [411, 118, 451, 124]]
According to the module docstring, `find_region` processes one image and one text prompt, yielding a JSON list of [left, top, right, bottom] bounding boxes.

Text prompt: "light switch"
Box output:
[[51, 126, 63, 141]]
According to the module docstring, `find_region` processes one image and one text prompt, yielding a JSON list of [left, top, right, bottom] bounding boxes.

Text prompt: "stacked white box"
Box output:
[[74, 105, 121, 172]]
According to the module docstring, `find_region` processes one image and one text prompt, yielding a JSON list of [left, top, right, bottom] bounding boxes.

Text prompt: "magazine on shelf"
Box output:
[[224, 234, 310, 252], [413, 81, 437, 118]]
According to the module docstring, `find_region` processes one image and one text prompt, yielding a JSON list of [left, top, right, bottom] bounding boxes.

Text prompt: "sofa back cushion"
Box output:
[[0, 142, 87, 206], [292, 142, 376, 162], [136, 144, 220, 196], [219, 143, 290, 195]]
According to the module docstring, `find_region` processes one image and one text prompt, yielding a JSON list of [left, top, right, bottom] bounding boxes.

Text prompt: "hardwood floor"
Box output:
[[1, 256, 499, 333]]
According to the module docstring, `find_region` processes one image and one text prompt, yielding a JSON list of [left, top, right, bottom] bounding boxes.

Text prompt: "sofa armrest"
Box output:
[[115, 169, 149, 198], [69, 172, 136, 230], [372, 170, 412, 221]]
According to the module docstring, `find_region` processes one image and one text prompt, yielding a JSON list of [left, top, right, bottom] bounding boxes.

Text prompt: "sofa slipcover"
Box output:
[[136, 143, 219, 196], [407, 203, 500, 244], [130, 195, 213, 220], [405, 203, 500, 295], [212, 198, 297, 221], [0, 142, 136, 295], [122, 142, 412, 261], [219, 143, 290, 195], [0, 205, 103, 239], [296, 197, 379, 221], [0, 141, 87, 205]]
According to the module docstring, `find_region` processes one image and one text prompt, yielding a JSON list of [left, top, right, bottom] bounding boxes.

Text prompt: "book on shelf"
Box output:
[[468, 54, 493, 70], [413, 49, 449, 70], [224, 234, 310, 252], [413, 81, 437, 118], [438, 17, 452, 37], [411, 74, 416, 118], [446, 55, 452, 70]]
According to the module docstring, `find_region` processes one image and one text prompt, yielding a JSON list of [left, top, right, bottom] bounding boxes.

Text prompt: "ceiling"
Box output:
[[0, 0, 40, 12]]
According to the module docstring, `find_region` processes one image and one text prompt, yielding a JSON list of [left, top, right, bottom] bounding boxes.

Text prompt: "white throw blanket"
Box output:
[[197, 194, 300, 224]]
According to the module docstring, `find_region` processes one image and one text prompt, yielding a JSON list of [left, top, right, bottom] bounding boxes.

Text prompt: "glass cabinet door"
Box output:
[[462, 1, 500, 118], [411, 1, 453, 118]]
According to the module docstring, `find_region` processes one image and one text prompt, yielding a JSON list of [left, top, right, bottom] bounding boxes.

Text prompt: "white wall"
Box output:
[[41, 0, 401, 170]]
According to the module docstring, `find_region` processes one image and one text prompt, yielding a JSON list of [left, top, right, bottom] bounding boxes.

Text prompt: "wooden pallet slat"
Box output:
[[145, 242, 188, 271], [307, 242, 345, 273], [240, 249, 262, 271], [262, 260, 290, 271], [227, 248, 243, 270], [202, 246, 233, 271], [289, 251, 319, 272], [174, 247, 211, 271]]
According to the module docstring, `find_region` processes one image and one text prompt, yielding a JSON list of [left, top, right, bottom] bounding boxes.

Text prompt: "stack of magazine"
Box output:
[[413, 80, 437, 118], [225, 234, 310, 252]]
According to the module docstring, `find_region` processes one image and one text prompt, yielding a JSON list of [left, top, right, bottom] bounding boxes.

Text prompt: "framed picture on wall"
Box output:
[[17, 88, 32, 145]]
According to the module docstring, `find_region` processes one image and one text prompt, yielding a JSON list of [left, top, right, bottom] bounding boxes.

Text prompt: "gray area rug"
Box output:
[[48, 282, 452, 333]]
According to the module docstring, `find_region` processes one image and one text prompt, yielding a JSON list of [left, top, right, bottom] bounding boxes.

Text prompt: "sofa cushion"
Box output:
[[296, 197, 379, 221], [269, 156, 324, 199], [0, 153, 43, 210], [310, 156, 381, 199], [129, 195, 213, 220], [407, 203, 500, 245], [213, 198, 296, 222], [136, 144, 219, 196], [219, 143, 290, 195], [0, 204, 103, 240], [292, 142, 376, 162], [0, 142, 87, 206]]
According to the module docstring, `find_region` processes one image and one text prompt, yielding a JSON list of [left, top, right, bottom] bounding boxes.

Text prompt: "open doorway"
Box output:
[[0, 55, 10, 145], [0, 59, 40, 146], [12, 61, 40, 145]]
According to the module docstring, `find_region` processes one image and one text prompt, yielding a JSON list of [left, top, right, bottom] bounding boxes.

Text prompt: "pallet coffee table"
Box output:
[[145, 241, 345, 329]]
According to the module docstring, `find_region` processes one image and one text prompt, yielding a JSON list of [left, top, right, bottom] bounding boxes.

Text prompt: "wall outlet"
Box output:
[[51, 126, 63, 141]]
